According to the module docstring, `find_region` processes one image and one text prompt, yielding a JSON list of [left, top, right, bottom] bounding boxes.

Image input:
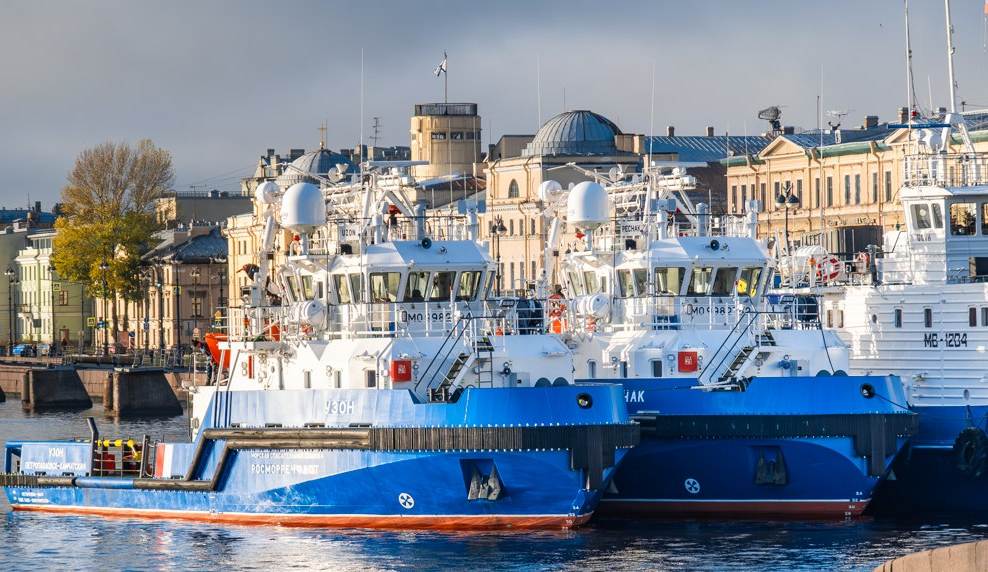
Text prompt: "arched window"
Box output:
[[508, 179, 519, 198]]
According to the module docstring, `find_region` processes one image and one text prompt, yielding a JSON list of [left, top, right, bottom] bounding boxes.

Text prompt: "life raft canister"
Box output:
[[390, 359, 413, 383], [954, 427, 988, 479]]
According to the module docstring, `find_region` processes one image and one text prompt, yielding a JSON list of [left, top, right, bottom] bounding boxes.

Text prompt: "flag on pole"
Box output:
[[433, 51, 447, 77]]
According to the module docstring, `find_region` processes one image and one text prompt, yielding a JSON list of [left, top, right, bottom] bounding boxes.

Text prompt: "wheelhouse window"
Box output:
[[711, 267, 738, 296], [982, 203, 988, 235], [334, 274, 351, 304], [348, 274, 364, 303], [738, 267, 763, 297], [632, 269, 649, 296], [428, 272, 455, 301], [300, 275, 315, 300], [285, 275, 300, 302], [568, 271, 586, 297], [405, 271, 429, 302], [456, 271, 481, 301], [950, 203, 977, 236], [970, 307, 978, 327], [911, 204, 933, 230], [617, 269, 635, 298], [924, 308, 933, 328], [688, 267, 713, 296], [654, 267, 684, 295], [369, 272, 401, 303], [583, 271, 600, 295], [932, 203, 944, 228]]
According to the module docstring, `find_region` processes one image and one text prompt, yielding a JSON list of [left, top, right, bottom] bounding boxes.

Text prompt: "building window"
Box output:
[[531, 260, 536, 279], [970, 307, 978, 327], [740, 184, 747, 206], [430, 132, 446, 140], [894, 308, 902, 328], [826, 177, 834, 206], [773, 182, 781, 209], [796, 179, 803, 204], [844, 175, 851, 205], [508, 179, 519, 199], [760, 183, 766, 209], [57, 290, 68, 305], [451, 131, 464, 140], [731, 186, 738, 211], [814, 177, 820, 208], [854, 174, 861, 205], [885, 171, 893, 202], [924, 308, 933, 328], [191, 295, 203, 318], [530, 219, 536, 235], [509, 219, 515, 236], [872, 172, 879, 203]]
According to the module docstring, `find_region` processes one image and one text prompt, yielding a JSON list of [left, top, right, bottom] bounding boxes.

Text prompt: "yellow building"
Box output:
[[725, 110, 988, 253], [410, 103, 482, 180]]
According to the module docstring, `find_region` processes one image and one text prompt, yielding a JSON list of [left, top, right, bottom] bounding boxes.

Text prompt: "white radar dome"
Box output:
[[255, 181, 280, 205], [566, 181, 609, 229], [280, 182, 326, 232], [538, 180, 564, 204]]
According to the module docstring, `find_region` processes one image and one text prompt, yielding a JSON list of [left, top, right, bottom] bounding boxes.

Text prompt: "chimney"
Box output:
[[898, 107, 909, 124], [34, 201, 41, 213], [706, 126, 715, 137], [938, 106, 947, 117], [666, 125, 675, 137], [863, 115, 879, 129], [782, 126, 795, 135], [266, 148, 275, 157]]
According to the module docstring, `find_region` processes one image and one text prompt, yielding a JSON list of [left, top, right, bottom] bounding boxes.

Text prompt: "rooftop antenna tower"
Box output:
[[942, 0, 976, 152], [826, 109, 849, 131], [318, 120, 328, 149], [369, 117, 381, 147]]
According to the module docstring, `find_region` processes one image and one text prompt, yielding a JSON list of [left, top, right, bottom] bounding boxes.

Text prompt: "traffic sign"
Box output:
[[86, 317, 96, 327]]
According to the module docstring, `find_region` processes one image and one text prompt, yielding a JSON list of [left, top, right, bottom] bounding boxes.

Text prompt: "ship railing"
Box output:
[[903, 153, 988, 188], [227, 299, 546, 344], [302, 216, 474, 255]]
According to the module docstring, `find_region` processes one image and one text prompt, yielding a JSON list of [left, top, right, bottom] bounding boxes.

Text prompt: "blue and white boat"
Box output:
[[778, 0, 988, 516], [536, 167, 914, 518], [1, 161, 637, 529]]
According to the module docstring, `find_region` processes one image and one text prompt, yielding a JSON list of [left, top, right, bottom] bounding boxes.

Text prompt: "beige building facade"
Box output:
[[725, 111, 988, 253]]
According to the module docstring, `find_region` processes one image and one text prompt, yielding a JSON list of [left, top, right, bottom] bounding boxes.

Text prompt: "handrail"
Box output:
[[698, 308, 756, 384], [412, 317, 471, 394]]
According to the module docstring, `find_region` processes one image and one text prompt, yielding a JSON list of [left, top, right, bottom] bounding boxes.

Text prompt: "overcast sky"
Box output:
[[2, 0, 987, 205]]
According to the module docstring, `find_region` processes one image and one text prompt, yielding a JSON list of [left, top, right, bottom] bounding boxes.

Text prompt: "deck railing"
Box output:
[[903, 153, 988, 188]]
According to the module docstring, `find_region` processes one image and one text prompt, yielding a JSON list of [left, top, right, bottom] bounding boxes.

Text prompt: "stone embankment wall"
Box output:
[[875, 540, 988, 572]]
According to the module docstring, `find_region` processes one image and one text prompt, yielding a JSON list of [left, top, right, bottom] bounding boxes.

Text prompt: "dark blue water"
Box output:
[[1, 399, 985, 572]]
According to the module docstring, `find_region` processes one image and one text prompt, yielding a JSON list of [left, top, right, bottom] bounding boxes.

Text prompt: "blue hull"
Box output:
[[871, 404, 988, 515], [2, 386, 636, 529], [581, 376, 915, 518]]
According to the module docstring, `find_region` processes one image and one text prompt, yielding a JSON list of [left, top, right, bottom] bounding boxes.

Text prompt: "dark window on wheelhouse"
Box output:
[[970, 307, 978, 327], [982, 307, 988, 327], [617, 270, 635, 298], [894, 308, 902, 328], [334, 274, 351, 304], [405, 271, 429, 302], [924, 308, 933, 328], [456, 271, 482, 301], [348, 274, 364, 303]]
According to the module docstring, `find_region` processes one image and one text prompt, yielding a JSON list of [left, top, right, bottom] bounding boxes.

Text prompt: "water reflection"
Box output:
[[1, 401, 986, 571]]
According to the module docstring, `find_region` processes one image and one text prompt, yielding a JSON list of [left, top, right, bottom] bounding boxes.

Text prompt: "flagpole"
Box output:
[[444, 54, 448, 104]]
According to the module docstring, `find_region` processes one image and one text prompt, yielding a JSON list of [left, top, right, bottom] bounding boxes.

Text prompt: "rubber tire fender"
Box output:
[[954, 427, 988, 479]]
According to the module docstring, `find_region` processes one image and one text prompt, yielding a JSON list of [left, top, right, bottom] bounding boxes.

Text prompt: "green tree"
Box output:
[[52, 140, 174, 348]]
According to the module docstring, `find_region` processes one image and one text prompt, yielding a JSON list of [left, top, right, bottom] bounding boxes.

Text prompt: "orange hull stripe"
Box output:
[[11, 504, 592, 530]]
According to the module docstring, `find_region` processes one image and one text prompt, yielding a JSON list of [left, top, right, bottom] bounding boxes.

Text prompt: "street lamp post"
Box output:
[[48, 265, 56, 351], [99, 260, 109, 357], [5, 268, 16, 353], [490, 216, 507, 296], [190, 267, 201, 344], [775, 182, 801, 256]]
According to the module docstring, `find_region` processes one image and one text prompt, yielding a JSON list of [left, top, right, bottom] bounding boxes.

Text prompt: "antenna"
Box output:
[[318, 120, 328, 149], [757, 106, 783, 134], [359, 48, 365, 165], [945, 0, 959, 113], [369, 117, 381, 147], [648, 61, 655, 169], [537, 56, 542, 128], [826, 109, 849, 130], [904, 0, 916, 119]]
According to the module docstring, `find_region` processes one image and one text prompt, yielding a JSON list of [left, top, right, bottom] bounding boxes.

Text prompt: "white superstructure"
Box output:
[[190, 162, 575, 433], [538, 165, 848, 386]]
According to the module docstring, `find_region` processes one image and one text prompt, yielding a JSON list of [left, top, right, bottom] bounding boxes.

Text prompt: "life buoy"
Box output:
[[814, 256, 843, 283], [855, 252, 870, 268], [954, 427, 988, 479]]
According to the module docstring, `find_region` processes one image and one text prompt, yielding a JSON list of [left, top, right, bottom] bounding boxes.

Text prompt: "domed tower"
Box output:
[[522, 110, 623, 157], [275, 148, 354, 188]]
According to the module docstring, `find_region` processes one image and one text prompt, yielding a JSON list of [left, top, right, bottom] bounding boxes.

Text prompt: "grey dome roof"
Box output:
[[522, 110, 622, 157], [276, 147, 354, 187]]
